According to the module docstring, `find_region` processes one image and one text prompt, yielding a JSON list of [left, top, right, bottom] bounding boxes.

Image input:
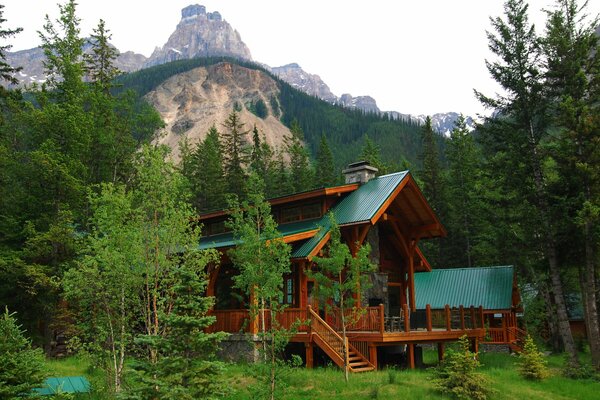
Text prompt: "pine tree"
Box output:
[[419, 116, 446, 267], [0, 308, 45, 398], [543, 0, 600, 370], [359, 135, 387, 175], [128, 255, 226, 400], [222, 111, 249, 200], [444, 115, 482, 267], [519, 335, 549, 380], [0, 4, 22, 86], [315, 134, 336, 187], [85, 19, 120, 93], [476, 0, 580, 367], [285, 119, 313, 193]]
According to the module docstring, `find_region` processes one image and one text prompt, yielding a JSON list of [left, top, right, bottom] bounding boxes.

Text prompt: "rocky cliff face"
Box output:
[[6, 45, 147, 86], [144, 4, 252, 67], [337, 94, 380, 113], [387, 111, 476, 136], [270, 63, 337, 103], [145, 62, 291, 161]]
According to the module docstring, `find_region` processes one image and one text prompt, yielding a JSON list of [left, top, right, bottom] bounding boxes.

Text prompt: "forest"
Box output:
[[0, 0, 599, 398]]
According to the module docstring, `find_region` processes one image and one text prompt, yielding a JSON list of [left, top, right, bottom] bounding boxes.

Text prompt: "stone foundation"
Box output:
[[217, 333, 260, 363]]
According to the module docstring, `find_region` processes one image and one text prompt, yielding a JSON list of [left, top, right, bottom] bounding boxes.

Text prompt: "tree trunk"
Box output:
[[582, 221, 600, 370], [540, 282, 561, 352], [528, 122, 579, 366]]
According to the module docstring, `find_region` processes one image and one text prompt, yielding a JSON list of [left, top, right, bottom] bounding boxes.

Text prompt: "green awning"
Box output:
[[414, 266, 514, 310], [33, 376, 90, 395]]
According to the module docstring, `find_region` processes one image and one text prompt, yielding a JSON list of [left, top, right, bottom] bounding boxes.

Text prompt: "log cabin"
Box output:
[[200, 162, 487, 371]]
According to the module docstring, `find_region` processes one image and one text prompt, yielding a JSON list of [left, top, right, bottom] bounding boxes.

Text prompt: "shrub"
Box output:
[[433, 335, 492, 400], [519, 335, 549, 380], [0, 308, 46, 398]]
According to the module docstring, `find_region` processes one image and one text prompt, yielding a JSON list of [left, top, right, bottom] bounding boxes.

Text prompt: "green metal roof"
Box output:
[[200, 171, 410, 258], [333, 171, 408, 225], [199, 218, 323, 251], [33, 377, 90, 395], [414, 266, 514, 310]]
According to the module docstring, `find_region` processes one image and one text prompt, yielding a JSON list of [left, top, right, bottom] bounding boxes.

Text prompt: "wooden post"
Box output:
[[369, 344, 378, 370], [470, 306, 476, 329], [299, 261, 307, 309], [305, 342, 314, 368], [426, 304, 432, 332], [379, 304, 385, 334], [437, 342, 445, 362], [408, 242, 416, 312], [459, 305, 465, 330], [403, 304, 410, 332], [479, 306, 484, 329], [408, 343, 415, 369], [249, 289, 259, 334], [445, 305, 451, 331]]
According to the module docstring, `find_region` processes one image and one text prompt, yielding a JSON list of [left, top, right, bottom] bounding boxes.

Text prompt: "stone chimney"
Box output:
[[342, 161, 378, 184]]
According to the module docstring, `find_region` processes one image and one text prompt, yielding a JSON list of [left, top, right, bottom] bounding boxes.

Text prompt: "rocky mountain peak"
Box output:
[[144, 5, 251, 68]]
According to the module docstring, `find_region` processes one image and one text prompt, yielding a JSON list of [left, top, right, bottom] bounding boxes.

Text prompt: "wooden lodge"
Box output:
[[199, 162, 502, 371]]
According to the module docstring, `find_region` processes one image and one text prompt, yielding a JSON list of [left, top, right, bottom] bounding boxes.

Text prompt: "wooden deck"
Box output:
[[208, 303, 486, 342]]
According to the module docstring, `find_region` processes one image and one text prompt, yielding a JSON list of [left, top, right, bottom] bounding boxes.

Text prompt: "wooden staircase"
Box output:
[[507, 326, 527, 352], [308, 306, 375, 373]]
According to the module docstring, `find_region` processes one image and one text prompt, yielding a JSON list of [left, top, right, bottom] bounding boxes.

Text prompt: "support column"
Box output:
[[305, 342, 314, 368], [407, 343, 415, 369], [369, 344, 378, 370], [437, 342, 445, 362]]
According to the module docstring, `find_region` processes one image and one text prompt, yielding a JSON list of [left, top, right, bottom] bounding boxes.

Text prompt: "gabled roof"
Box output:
[[414, 266, 515, 310]]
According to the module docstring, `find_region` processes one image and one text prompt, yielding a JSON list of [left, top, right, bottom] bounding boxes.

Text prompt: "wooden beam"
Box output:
[[305, 342, 314, 368], [282, 229, 320, 244], [306, 232, 331, 261], [437, 342, 445, 362], [369, 344, 378, 370], [407, 344, 415, 369], [370, 176, 410, 225]]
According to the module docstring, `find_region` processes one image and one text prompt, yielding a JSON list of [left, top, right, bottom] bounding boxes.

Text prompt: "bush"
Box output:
[[519, 335, 549, 380], [0, 308, 46, 398], [433, 335, 492, 400]]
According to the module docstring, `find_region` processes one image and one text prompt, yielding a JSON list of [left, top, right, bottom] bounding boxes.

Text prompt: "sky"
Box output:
[[3, 1, 600, 117]]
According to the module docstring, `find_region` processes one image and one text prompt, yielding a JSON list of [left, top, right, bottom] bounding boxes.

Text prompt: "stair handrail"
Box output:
[[308, 305, 345, 360]]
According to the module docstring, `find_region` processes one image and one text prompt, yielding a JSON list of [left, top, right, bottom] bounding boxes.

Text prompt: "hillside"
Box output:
[[117, 57, 433, 170]]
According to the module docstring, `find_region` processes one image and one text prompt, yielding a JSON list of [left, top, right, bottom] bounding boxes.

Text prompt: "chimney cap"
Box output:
[[342, 161, 378, 184]]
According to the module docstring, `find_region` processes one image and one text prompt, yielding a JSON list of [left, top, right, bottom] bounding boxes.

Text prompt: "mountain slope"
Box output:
[[145, 62, 290, 160], [117, 58, 430, 169]]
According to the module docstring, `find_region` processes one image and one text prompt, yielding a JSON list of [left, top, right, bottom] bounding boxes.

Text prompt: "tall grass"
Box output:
[[43, 350, 600, 399]]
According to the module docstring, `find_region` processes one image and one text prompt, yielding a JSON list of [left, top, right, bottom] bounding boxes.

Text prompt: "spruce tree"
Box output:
[[222, 111, 249, 200], [315, 134, 336, 186], [444, 115, 482, 267], [285, 119, 313, 193], [0, 308, 45, 398], [359, 135, 387, 175], [85, 19, 120, 93], [0, 4, 22, 86], [477, 0, 579, 367], [543, 0, 600, 370]]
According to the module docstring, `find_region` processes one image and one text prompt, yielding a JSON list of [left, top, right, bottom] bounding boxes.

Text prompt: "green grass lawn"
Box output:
[[43, 350, 600, 399]]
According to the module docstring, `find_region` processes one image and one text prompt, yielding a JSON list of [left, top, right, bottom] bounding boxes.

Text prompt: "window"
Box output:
[[282, 271, 296, 306], [279, 202, 322, 224]]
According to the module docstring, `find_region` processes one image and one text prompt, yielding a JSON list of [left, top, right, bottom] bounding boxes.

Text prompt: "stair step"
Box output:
[[351, 366, 375, 373], [349, 356, 362, 361], [350, 361, 369, 367]]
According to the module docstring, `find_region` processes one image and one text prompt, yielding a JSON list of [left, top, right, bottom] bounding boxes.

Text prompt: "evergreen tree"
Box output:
[[0, 4, 22, 86], [0, 308, 45, 398], [315, 134, 336, 187], [270, 149, 292, 197], [419, 116, 446, 267], [519, 335, 549, 380], [543, 0, 600, 370], [222, 111, 249, 200], [476, 0, 579, 367], [285, 119, 313, 193], [128, 255, 226, 400], [359, 135, 387, 175], [85, 19, 120, 93], [444, 115, 482, 267], [182, 126, 226, 212]]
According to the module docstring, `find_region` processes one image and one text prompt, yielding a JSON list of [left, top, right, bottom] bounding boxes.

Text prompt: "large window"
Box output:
[[282, 267, 297, 306], [279, 202, 322, 224]]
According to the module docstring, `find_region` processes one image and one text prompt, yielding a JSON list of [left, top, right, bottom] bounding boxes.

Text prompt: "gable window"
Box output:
[[279, 202, 322, 224]]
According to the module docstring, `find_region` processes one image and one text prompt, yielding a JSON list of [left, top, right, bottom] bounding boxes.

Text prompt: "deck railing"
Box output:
[[208, 303, 485, 335]]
